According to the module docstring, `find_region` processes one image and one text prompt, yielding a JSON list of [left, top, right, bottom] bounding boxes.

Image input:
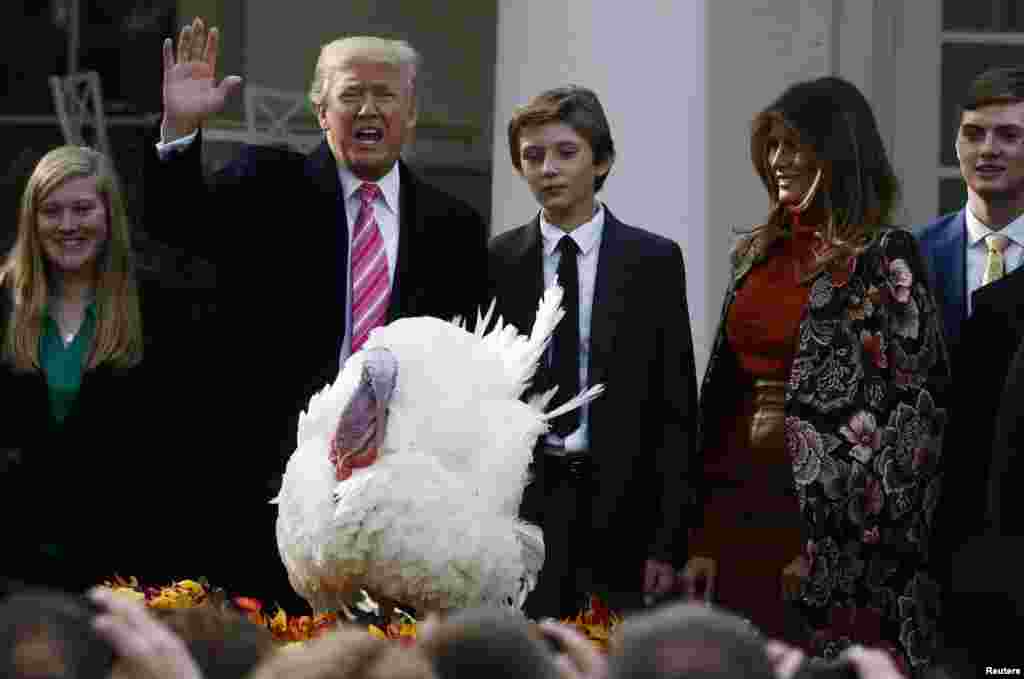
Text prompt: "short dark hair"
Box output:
[[420, 607, 560, 679], [961, 66, 1024, 116], [0, 588, 116, 679], [608, 603, 775, 679], [507, 85, 616, 192]]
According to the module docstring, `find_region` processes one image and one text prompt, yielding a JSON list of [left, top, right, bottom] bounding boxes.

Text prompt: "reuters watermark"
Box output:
[[986, 668, 1022, 676]]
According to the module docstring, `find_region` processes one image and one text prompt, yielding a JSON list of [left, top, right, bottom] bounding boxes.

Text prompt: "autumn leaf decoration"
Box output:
[[559, 593, 623, 652], [101, 576, 338, 644], [99, 579, 619, 650]]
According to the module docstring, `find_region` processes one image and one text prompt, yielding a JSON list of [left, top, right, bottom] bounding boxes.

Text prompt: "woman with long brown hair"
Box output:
[[680, 78, 948, 674], [1, 146, 196, 592]]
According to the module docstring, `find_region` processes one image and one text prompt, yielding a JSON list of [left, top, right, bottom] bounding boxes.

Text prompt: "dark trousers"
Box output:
[[521, 453, 599, 620], [202, 472, 312, 614]]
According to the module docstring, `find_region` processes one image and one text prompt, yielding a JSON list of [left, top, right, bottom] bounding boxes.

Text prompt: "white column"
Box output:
[[830, 0, 942, 226]]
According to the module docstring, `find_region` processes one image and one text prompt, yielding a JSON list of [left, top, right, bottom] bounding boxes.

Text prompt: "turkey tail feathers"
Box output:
[[474, 298, 498, 338], [542, 383, 606, 422], [529, 277, 566, 349], [527, 385, 559, 413]]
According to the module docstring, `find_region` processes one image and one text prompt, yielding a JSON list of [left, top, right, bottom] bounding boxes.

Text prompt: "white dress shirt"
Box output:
[[540, 204, 605, 454], [964, 205, 1024, 315], [155, 132, 401, 363]]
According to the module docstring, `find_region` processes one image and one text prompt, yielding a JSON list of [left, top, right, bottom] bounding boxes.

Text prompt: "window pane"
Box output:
[[1009, 1, 1024, 31], [0, 4, 69, 115], [940, 42, 1024, 166], [0, 3, 176, 116], [939, 177, 968, 216], [77, 1, 177, 115], [944, 0, 996, 31], [945, 0, 1024, 31]]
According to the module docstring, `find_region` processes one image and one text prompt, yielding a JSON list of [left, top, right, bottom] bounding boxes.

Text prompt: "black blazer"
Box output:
[[143, 135, 489, 476], [990, 338, 1024, 536], [935, 265, 1024, 588], [486, 209, 699, 569], [936, 270, 1024, 649], [0, 274, 202, 589]]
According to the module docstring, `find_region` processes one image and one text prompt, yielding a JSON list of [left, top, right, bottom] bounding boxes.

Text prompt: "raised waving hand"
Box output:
[[161, 17, 243, 142]]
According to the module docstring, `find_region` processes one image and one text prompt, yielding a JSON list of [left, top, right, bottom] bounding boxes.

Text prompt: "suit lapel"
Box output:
[[588, 210, 628, 389], [305, 143, 348, 359], [975, 264, 1024, 335], [390, 162, 417, 321], [939, 210, 968, 333], [506, 216, 545, 331], [1004, 267, 1024, 337]]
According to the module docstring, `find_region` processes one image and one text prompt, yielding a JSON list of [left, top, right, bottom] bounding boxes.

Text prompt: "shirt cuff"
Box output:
[[155, 129, 198, 159]]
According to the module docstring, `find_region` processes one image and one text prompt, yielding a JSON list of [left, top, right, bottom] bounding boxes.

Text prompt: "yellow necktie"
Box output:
[[983, 233, 1010, 285]]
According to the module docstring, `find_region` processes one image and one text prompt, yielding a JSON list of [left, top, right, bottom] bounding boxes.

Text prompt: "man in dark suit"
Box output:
[[990, 338, 1023, 537], [973, 337, 1024, 663], [916, 66, 1024, 353], [487, 86, 699, 619], [932, 266, 1024, 672], [144, 19, 487, 609]]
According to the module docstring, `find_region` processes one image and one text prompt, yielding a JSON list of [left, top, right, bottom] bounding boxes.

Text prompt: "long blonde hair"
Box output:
[[0, 145, 142, 372]]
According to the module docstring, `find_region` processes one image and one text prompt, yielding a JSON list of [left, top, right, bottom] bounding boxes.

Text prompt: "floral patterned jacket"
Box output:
[[696, 228, 950, 672]]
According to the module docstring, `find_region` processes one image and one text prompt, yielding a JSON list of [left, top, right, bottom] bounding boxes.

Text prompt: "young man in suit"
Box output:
[[916, 66, 1024, 671], [144, 19, 488, 609], [487, 86, 699, 619], [916, 66, 1024, 353]]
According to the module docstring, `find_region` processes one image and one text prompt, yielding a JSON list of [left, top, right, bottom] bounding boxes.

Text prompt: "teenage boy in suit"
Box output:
[[488, 86, 699, 619]]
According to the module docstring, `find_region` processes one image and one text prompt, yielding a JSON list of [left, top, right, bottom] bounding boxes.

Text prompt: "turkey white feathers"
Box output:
[[273, 279, 603, 614]]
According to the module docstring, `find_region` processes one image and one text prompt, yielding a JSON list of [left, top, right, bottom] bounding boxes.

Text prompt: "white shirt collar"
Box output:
[[540, 203, 605, 257], [338, 161, 400, 215], [964, 204, 1024, 248]]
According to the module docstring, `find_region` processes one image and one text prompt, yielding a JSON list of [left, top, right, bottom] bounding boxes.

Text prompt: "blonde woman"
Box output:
[[1, 145, 196, 592]]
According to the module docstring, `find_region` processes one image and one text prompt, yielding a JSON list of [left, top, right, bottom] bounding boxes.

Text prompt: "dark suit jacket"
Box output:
[[143, 135, 489, 478], [990, 337, 1023, 536], [0, 274, 202, 590], [936, 269, 1024, 660], [934, 265, 1024, 582], [486, 209, 699, 576], [916, 210, 967, 352], [143, 134, 488, 603]]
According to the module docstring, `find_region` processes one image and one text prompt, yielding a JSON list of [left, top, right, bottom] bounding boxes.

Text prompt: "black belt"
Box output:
[[537, 447, 594, 482]]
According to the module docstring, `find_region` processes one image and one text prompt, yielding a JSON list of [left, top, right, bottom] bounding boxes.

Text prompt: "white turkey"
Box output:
[[272, 280, 603, 615]]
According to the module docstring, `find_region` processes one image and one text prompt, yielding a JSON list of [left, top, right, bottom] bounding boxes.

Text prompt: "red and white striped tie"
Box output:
[[350, 183, 390, 353]]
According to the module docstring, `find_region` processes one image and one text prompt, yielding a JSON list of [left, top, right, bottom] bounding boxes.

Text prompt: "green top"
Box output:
[[39, 301, 98, 424]]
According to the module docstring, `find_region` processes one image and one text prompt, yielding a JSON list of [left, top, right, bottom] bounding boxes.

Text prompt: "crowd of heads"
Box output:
[[2, 584, 909, 679]]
